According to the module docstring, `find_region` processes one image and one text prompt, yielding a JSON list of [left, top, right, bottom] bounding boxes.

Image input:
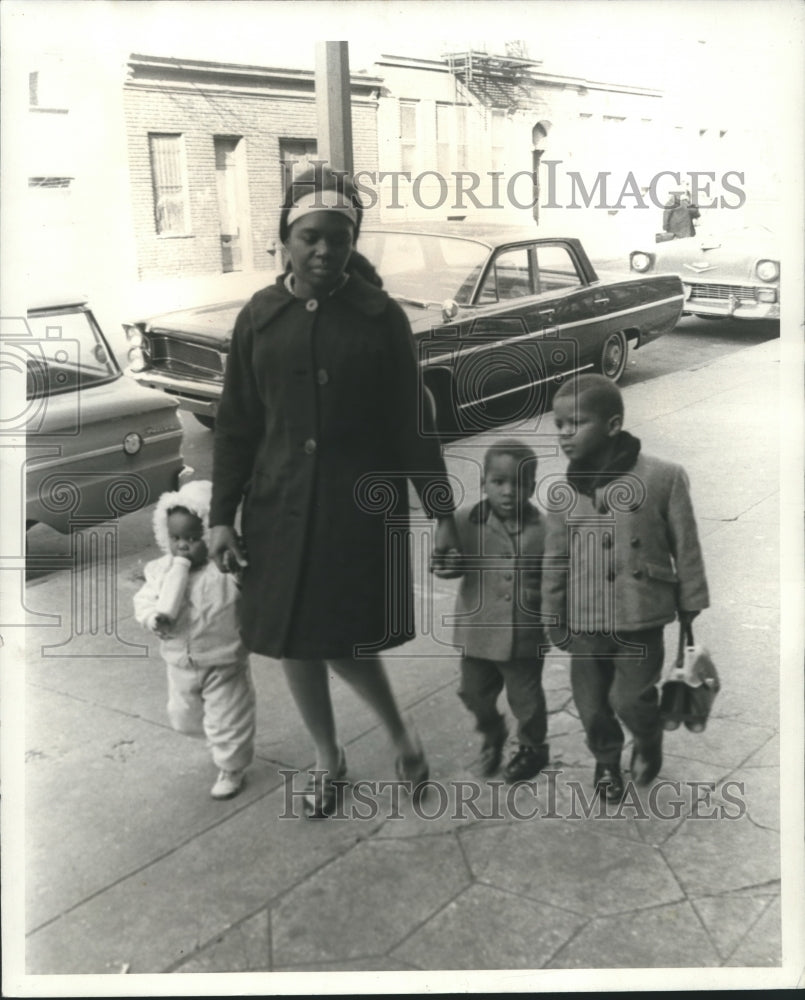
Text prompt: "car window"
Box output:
[[535, 245, 582, 293], [477, 247, 533, 303], [358, 232, 489, 304], [25, 309, 120, 399]]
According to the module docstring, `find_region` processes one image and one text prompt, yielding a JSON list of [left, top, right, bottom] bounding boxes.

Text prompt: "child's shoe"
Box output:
[[304, 747, 348, 819], [594, 762, 625, 804], [211, 768, 245, 800], [630, 737, 663, 786], [503, 743, 549, 782], [478, 720, 508, 777]]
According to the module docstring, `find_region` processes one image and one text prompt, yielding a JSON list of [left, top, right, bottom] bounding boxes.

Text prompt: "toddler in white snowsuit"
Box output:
[[134, 479, 255, 799]]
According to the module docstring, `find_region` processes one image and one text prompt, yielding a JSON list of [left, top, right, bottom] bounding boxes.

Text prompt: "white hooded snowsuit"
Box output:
[[134, 480, 255, 772]]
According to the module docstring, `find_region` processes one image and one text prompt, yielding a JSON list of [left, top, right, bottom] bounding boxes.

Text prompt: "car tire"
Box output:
[[597, 331, 628, 383], [694, 314, 722, 321], [193, 414, 216, 430]]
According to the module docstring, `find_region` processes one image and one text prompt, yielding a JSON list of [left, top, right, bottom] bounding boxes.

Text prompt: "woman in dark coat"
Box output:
[[209, 166, 460, 816]]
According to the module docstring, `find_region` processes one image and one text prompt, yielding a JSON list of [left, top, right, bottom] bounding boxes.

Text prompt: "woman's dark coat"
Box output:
[[210, 272, 453, 659]]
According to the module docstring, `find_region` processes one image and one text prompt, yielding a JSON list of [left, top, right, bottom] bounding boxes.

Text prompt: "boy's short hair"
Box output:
[[553, 374, 624, 420], [483, 438, 538, 483]]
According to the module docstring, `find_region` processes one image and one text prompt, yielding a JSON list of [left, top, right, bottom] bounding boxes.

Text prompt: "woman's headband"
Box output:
[[286, 189, 359, 229]]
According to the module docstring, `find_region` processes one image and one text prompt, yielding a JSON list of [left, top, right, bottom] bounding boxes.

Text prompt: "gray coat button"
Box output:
[[304, 438, 317, 454]]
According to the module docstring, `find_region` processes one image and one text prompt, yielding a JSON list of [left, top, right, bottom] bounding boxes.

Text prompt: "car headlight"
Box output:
[[127, 346, 149, 372], [123, 432, 143, 455], [630, 252, 653, 273], [124, 324, 144, 345], [756, 259, 779, 282], [682, 283, 692, 300]]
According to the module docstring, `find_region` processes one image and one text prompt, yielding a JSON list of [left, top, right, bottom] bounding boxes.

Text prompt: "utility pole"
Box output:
[[314, 42, 353, 174]]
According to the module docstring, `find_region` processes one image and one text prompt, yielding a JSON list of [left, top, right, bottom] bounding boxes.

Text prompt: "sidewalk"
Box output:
[[15, 338, 795, 988]]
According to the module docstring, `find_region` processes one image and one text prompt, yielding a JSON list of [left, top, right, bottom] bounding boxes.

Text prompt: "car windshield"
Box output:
[[358, 231, 491, 305], [25, 307, 120, 399]]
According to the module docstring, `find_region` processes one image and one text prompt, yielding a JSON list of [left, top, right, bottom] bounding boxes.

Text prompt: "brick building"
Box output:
[[123, 54, 382, 281]]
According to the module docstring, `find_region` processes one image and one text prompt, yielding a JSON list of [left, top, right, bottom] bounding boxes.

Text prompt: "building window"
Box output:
[[456, 105, 469, 170], [149, 133, 190, 236], [399, 101, 418, 174], [436, 104, 451, 175], [435, 104, 470, 173], [490, 109, 506, 173]]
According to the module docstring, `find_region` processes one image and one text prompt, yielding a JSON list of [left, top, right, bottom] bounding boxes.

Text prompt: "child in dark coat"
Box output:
[[436, 440, 549, 782], [542, 375, 709, 802]]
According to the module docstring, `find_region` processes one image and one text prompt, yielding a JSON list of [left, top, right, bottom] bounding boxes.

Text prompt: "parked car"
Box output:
[[23, 296, 185, 533], [125, 226, 684, 435], [630, 224, 779, 322]]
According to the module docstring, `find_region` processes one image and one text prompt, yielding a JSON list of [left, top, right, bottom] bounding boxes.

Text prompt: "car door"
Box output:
[[441, 243, 556, 429]]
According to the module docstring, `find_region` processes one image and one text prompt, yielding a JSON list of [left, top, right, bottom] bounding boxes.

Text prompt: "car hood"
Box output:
[[142, 300, 246, 347], [140, 295, 447, 343], [650, 232, 778, 282]]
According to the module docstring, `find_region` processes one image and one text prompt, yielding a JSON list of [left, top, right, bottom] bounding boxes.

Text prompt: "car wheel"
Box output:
[[597, 331, 628, 383], [193, 414, 216, 430]]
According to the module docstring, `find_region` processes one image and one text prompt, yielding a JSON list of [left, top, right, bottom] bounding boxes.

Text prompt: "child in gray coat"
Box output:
[[435, 440, 549, 782], [542, 375, 709, 802]]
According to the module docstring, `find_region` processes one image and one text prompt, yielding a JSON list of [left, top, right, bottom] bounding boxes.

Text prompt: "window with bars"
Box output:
[[149, 133, 191, 236]]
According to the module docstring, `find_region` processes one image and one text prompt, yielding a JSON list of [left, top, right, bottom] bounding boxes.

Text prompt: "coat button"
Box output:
[[504, 594, 512, 601], [632, 569, 643, 579], [317, 369, 329, 385], [630, 537, 640, 547], [306, 299, 318, 311], [304, 438, 317, 454]]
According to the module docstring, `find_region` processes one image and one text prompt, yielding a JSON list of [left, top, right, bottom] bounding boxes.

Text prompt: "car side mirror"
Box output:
[[441, 299, 459, 323]]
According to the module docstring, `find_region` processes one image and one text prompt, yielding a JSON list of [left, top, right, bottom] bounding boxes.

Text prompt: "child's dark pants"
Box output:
[[458, 656, 547, 748], [570, 628, 664, 765]]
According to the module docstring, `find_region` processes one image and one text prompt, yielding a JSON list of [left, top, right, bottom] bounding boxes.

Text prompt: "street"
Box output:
[[24, 314, 780, 576], [19, 332, 784, 976]]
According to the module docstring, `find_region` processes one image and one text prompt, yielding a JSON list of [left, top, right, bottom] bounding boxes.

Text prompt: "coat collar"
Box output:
[[250, 270, 389, 330]]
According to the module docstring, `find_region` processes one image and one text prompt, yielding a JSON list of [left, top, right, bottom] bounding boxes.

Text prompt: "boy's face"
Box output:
[[553, 393, 622, 464], [483, 454, 535, 519], [167, 510, 208, 567]]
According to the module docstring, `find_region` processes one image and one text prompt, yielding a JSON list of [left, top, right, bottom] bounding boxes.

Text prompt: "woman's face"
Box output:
[[284, 210, 355, 296]]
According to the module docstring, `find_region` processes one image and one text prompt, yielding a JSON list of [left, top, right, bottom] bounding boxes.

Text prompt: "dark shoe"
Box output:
[[478, 720, 508, 777], [304, 746, 348, 819], [630, 738, 663, 786], [594, 762, 626, 804], [396, 732, 429, 800], [503, 743, 549, 783]]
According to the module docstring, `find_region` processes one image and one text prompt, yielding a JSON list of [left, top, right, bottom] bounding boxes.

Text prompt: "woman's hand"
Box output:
[[431, 516, 464, 578], [209, 525, 248, 575]]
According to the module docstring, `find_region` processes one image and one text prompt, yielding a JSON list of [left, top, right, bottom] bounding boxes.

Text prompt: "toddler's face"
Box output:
[[483, 454, 535, 520], [553, 393, 621, 464], [167, 510, 208, 568]]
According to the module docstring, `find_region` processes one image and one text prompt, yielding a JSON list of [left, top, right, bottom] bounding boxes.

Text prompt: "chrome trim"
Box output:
[[26, 430, 182, 472], [419, 294, 683, 367], [456, 363, 594, 408], [127, 369, 221, 399]]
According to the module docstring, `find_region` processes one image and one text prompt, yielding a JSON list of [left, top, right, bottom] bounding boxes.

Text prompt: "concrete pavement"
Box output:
[[12, 336, 800, 990]]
